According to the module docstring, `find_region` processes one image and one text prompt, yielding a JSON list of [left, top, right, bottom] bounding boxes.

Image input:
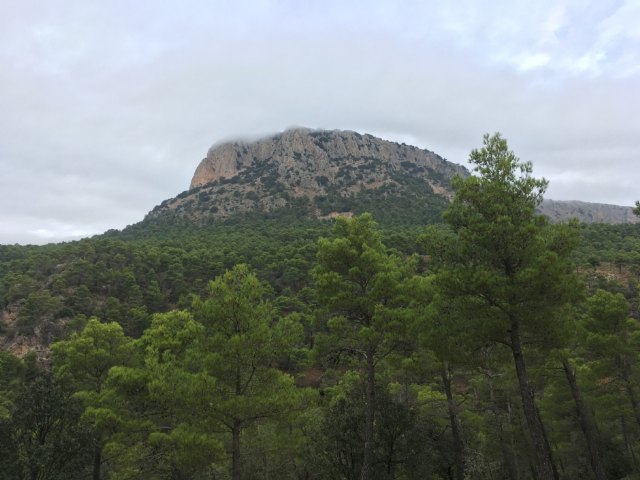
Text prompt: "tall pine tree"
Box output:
[[429, 133, 581, 480]]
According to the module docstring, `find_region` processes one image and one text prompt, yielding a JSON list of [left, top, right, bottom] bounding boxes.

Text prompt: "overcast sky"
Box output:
[[2, 1, 639, 244]]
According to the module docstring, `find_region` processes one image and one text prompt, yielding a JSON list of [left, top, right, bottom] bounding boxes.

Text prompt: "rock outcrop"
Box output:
[[190, 127, 465, 192]]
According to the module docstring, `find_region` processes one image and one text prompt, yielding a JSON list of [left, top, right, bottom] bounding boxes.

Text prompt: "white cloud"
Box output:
[[427, 1, 640, 78], [540, 5, 567, 45], [598, 0, 640, 42], [517, 53, 552, 71], [567, 50, 606, 74]]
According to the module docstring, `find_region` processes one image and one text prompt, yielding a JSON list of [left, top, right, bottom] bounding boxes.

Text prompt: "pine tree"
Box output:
[[313, 213, 413, 480], [430, 133, 581, 480]]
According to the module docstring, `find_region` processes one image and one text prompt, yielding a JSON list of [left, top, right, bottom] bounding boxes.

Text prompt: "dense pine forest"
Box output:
[[2, 134, 640, 479]]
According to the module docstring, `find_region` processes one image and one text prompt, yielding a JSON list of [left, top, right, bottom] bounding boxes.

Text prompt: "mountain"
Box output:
[[143, 128, 638, 227], [537, 199, 639, 224], [145, 128, 467, 226]]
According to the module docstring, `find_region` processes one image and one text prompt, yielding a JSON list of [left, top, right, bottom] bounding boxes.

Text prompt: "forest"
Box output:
[[2, 134, 640, 480]]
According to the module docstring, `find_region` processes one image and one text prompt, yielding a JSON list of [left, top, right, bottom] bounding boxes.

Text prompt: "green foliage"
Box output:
[[313, 214, 416, 480], [50, 318, 136, 479], [52, 318, 135, 394], [0, 366, 93, 480], [18, 290, 63, 332], [97, 267, 307, 479], [314, 173, 448, 225], [432, 133, 581, 347], [426, 133, 584, 480], [313, 214, 413, 359], [192, 264, 305, 428], [0, 352, 25, 420]]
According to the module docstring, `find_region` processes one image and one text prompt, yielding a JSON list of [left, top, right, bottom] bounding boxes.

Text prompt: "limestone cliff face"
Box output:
[[189, 128, 466, 192], [191, 142, 255, 187], [148, 128, 466, 223]]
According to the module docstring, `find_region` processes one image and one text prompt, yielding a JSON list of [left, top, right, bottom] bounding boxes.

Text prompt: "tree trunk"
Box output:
[[488, 376, 518, 480], [93, 444, 101, 480], [360, 350, 375, 480], [232, 420, 242, 480], [509, 322, 558, 480], [441, 364, 465, 480], [621, 415, 639, 471], [561, 358, 606, 480], [232, 359, 243, 480], [385, 439, 395, 477], [507, 398, 521, 478], [622, 368, 640, 429]]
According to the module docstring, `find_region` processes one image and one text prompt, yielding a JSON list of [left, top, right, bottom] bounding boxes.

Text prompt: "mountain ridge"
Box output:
[[538, 199, 639, 225], [146, 127, 466, 226], [144, 128, 638, 226]]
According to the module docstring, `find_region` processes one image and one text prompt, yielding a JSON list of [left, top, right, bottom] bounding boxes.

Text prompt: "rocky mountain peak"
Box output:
[[189, 128, 465, 193], [147, 128, 639, 226], [147, 128, 466, 225]]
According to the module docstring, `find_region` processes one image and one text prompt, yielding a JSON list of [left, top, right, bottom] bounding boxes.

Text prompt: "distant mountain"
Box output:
[[537, 199, 639, 224]]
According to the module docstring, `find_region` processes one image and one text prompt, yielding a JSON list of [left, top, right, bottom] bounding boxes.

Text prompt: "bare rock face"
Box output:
[[189, 128, 465, 192], [191, 143, 254, 187], [0, 303, 50, 361]]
